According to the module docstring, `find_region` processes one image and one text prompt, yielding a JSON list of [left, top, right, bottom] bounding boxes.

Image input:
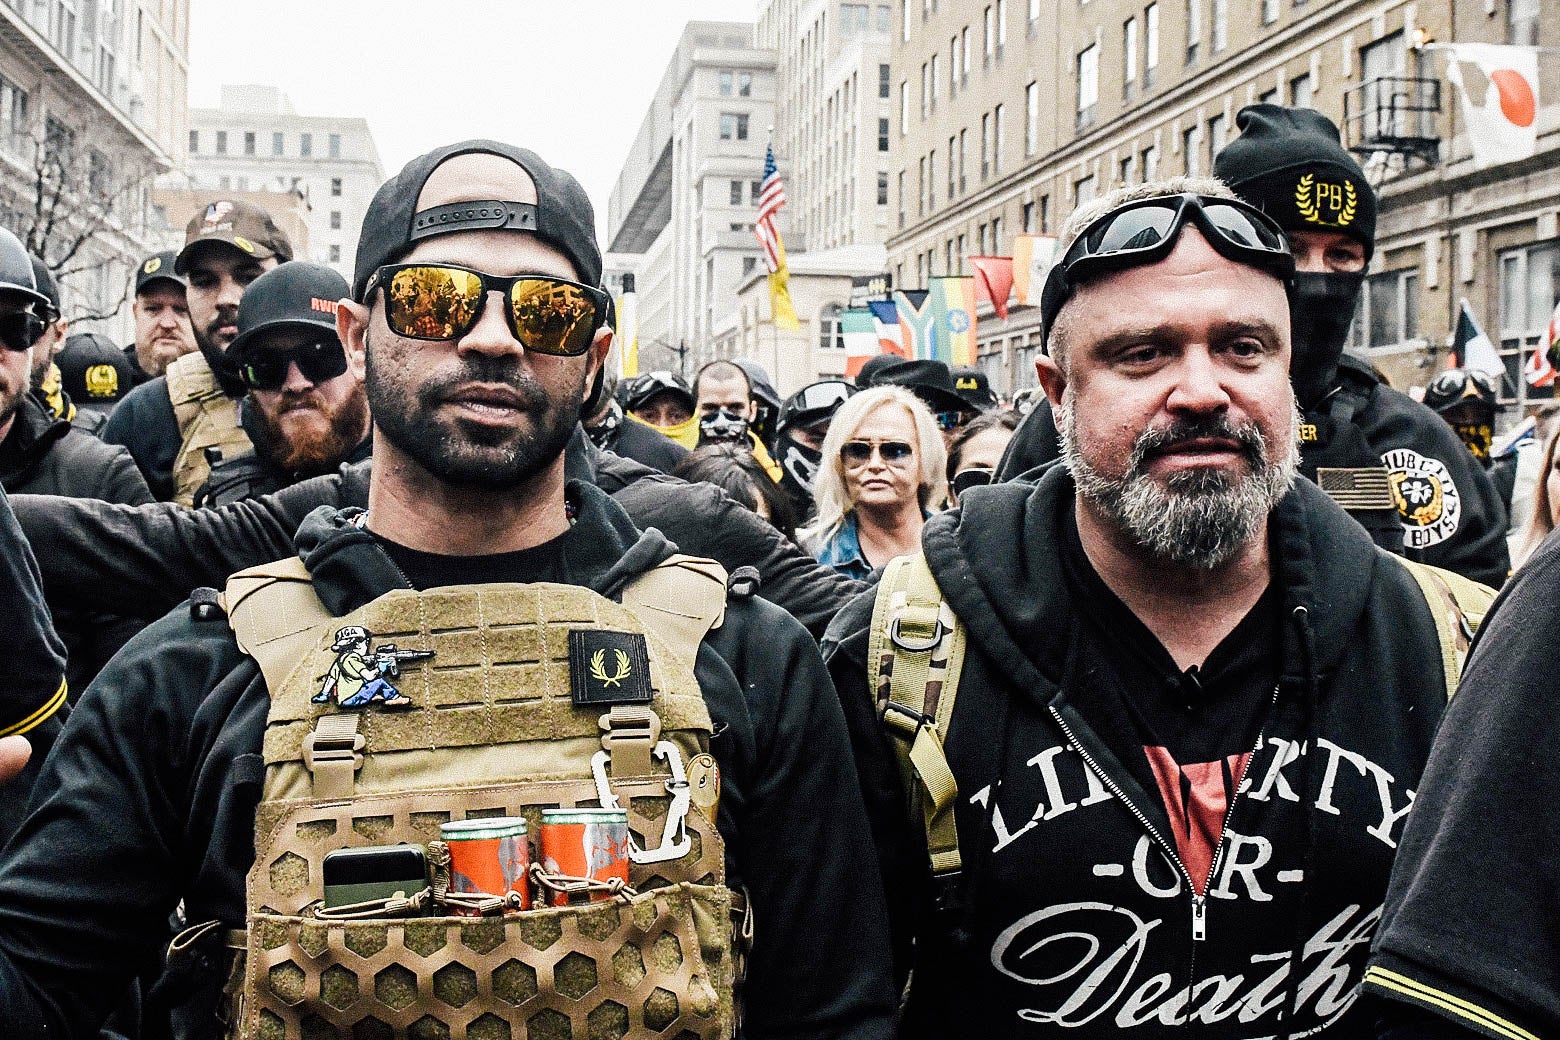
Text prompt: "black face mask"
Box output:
[[1289, 271, 1365, 409], [778, 436, 822, 492]]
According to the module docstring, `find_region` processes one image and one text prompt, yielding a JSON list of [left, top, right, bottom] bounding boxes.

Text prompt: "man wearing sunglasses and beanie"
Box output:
[[194, 261, 371, 507], [0, 140, 896, 1040], [826, 178, 1485, 1038]]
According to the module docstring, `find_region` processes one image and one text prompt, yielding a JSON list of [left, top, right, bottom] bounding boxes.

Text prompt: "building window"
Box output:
[[946, 240, 956, 276], [215, 130, 227, 155], [950, 35, 960, 95], [921, 62, 930, 118], [878, 172, 890, 205], [1262, 0, 1279, 24], [928, 149, 937, 212], [1183, 124, 1202, 175], [902, 0, 911, 41], [188, 129, 197, 153], [1212, 0, 1227, 51], [1358, 269, 1420, 350], [901, 81, 910, 134], [1075, 175, 1096, 207], [918, 156, 926, 217], [898, 169, 907, 227], [1, 76, 29, 156], [1022, 201, 1035, 233], [300, 132, 313, 157], [961, 26, 972, 77], [329, 133, 341, 159], [1497, 242, 1560, 404], [1040, 193, 1050, 232], [879, 117, 890, 151], [994, 104, 1005, 174], [1185, 0, 1200, 64], [730, 180, 744, 206], [978, 222, 990, 255], [719, 113, 749, 140], [1360, 32, 1410, 140], [329, 244, 341, 263], [244, 131, 256, 155], [330, 177, 342, 197], [1076, 43, 1099, 130], [739, 72, 752, 96], [931, 52, 940, 107], [878, 4, 892, 31], [1290, 72, 1313, 108], [1123, 17, 1138, 97], [981, 112, 991, 180], [1028, 0, 1040, 19], [1142, 142, 1160, 179], [842, 3, 871, 33], [752, 180, 762, 203], [1119, 153, 1136, 184], [948, 135, 958, 198], [329, 211, 341, 230], [1509, 0, 1539, 44], [983, 6, 995, 61], [720, 71, 733, 95], [273, 131, 284, 156], [1208, 112, 1227, 168], [219, 175, 231, 190], [1144, 3, 1160, 89], [879, 63, 891, 98], [958, 128, 968, 190], [743, 256, 758, 276], [1025, 81, 1039, 155], [1259, 86, 1280, 104], [820, 302, 845, 350], [997, 0, 1007, 50]]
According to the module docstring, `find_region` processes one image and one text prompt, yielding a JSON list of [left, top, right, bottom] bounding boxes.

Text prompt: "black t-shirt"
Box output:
[[1060, 510, 1280, 892], [371, 528, 572, 591]]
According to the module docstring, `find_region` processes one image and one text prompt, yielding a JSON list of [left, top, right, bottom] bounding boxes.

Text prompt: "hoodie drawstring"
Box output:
[[1282, 603, 1321, 1040]]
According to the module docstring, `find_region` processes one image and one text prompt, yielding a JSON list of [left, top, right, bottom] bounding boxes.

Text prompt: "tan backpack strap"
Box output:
[[868, 553, 966, 878], [619, 554, 728, 669], [1398, 558, 1497, 700], [222, 556, 334, 694]]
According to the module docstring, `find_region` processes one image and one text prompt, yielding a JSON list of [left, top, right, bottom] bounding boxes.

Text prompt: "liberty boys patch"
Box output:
[[1382, 447, 1461, 548]]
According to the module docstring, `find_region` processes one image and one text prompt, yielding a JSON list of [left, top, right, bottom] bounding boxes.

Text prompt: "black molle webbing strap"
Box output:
[[411, 201, 537, 241], [868, 553, 967, 878]]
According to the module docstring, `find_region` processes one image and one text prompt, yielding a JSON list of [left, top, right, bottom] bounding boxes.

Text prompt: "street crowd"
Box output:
[[0, 109, 1556, 1040]]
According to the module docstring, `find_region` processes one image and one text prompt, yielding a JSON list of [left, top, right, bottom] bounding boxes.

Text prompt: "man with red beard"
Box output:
[[102, 200, 292, 503], [194, 262, 371, 506]]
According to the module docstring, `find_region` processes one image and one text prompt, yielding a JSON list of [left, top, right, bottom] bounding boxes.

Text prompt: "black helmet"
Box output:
[[1422, 368, 1499, 417], [625, 370, 695, 414], [0, 228, 50, 311], [776, 379, 857, 435]]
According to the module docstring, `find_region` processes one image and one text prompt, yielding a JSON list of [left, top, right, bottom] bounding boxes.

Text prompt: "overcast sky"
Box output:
[[188, 0, 763, 237]]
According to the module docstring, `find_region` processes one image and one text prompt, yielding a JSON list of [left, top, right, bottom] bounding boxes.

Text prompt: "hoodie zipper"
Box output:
[[1046, 683, 1278, 948]]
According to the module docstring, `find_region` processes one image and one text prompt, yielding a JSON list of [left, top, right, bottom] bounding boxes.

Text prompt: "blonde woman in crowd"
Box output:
[[803, 385, 947, 580]]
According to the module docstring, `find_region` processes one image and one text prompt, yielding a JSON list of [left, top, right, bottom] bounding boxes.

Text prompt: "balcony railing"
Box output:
[[1344, 76, 1442, 164]]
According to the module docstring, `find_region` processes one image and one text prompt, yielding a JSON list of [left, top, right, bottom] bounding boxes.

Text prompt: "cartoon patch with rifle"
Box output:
[[312, 626, 434, 710]]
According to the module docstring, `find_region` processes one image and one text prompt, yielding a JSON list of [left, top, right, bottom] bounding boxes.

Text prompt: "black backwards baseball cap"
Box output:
[[134, 250, 185, 295], [1213, 104, 1377, 260], [351, 140, 602, 302], [176, 200, 294, 274], [226, 261, 349, 358], [951, 365, 999, 412], [57, 332, 134, 414]]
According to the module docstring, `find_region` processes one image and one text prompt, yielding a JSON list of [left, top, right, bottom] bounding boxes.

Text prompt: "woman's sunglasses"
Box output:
[[364, 263, 610, 357], [237, 339, 349, 391], [842, 439, 915, 466]]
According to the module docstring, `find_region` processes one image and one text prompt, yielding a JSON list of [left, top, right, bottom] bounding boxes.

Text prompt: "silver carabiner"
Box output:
[[589, 742, 694, 864]]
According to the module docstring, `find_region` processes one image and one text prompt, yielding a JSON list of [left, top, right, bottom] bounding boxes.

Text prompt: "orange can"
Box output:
[[439, 817, 530, 913], [539, 808, 631, 904]]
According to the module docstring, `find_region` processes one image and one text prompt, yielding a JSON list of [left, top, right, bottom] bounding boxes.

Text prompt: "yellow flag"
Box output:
[[616, 290, 639, 378], [768, 231, 801, 332]]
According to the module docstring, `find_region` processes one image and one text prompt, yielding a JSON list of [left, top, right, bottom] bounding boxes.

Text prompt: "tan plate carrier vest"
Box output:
[[167, 352, 252, 507], [219, 553, 743, 1040], [867, 551, 1496, 888]]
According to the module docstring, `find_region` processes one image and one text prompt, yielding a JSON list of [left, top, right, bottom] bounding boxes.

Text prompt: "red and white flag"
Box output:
[[1535, 299, 1560, 387], [1444, 43, 1540, 170]]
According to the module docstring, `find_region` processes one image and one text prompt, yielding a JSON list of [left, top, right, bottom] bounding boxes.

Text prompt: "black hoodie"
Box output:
[[0, 485, 897, 1040], [824, 467, 1452, 1039]]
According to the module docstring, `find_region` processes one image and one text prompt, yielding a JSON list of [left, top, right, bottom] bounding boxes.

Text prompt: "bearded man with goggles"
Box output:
[[996, 105, 1509, 589], [826, 177, 1484, 1039]]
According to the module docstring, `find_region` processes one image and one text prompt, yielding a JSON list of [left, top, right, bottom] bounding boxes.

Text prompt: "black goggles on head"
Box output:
[[1039, 194, 1294, 349], [0, 311, 46, 353], [1426, 368, 1499, 406], [237, 339, 349, 391], [364, 263, 610, 357]]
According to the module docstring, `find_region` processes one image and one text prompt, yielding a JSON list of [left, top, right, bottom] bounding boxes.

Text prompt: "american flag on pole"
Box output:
[[754, 144, 800, 331]]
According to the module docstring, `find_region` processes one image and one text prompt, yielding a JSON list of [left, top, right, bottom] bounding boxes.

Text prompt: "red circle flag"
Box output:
[[1490, 68, 1537, 128]]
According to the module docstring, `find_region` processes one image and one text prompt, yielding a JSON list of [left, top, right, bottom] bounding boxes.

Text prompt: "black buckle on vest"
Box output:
[[888, 613, 944, 653]]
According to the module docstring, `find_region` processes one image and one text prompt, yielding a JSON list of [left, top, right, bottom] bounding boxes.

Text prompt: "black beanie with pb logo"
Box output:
[[1213, 104, 1376, 260]]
